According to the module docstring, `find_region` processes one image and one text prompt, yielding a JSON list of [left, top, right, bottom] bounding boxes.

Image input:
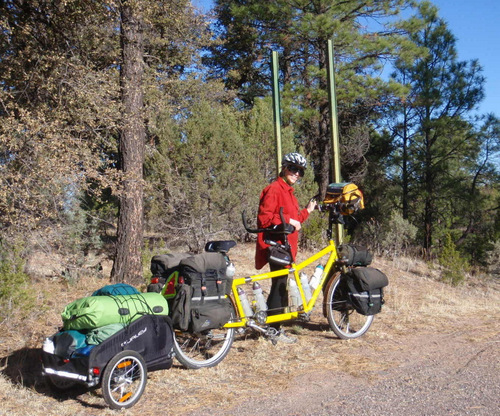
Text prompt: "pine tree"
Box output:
[[206, 0, 423, 194], [110, 1, 146, 283], [0, 0, 121, 231], [387, 3, 485, 258], [0, 0, 221, 276]]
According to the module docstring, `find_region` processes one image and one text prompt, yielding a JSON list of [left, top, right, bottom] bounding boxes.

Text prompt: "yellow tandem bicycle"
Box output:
[[169, 184, 388, 369]]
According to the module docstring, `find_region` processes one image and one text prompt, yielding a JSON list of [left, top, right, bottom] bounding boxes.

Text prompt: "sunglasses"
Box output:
[[287, 165, 305, 177]]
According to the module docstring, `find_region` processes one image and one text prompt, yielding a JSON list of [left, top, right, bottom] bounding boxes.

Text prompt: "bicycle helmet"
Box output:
[[282, 152, 307, 169]]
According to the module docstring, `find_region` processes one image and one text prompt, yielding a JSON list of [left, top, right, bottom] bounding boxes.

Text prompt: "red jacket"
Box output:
[[255, 178, 310, 269]]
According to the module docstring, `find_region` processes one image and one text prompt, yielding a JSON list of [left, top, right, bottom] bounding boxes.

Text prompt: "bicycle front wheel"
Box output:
[[325, 273, 374, 339]]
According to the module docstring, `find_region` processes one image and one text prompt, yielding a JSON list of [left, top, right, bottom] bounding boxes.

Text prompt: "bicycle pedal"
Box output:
[[270, 330, 297, 344], [298, 312, 311, 322], [265, 327, 279, 338]]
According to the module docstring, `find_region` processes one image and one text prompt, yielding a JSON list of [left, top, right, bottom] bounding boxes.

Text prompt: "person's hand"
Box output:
[[306, 198, 317, 213], [289, 218, 301, 231]]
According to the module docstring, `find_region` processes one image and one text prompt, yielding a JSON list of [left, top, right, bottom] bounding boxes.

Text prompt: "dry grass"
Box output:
[[0, 243, 498, 415]]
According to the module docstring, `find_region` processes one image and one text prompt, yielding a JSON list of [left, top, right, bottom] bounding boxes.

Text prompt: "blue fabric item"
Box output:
[[72, 345, 95, 358], [92, 283, 140, 296], [53, 329, 88, 358]]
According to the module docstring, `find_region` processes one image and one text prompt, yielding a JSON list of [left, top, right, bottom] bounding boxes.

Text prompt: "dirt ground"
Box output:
[[0, 245, 499, 416], [195, 319, 499, 416]]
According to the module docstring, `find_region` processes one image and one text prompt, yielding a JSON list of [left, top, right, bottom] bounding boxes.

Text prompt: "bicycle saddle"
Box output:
[[204, 240, 237, 253]]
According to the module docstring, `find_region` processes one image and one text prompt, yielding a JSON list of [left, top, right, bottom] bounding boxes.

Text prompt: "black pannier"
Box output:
[[346, 267, 388, 315], [170, 252, 233, 332], [179, 252, 230, 299], [170, 284, 192, 331], [337, 244, 372, 267], [148, 253, 192, 299], [189, 298, 233, 333]]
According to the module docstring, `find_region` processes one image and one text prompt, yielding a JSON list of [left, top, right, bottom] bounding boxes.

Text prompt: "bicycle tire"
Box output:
[[325, 273, 374, 339], [101, 350, 147, 410], [173, 301, 236, 369]]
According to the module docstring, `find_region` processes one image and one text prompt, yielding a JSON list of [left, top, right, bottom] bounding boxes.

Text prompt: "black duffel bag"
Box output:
[[337, 244, 372, 266], [346, 267, 388, 315], [148, 253, 192, 298]]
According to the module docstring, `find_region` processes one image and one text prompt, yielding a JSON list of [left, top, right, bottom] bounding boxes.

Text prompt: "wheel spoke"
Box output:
[[326, 274, 374, 339], [102, 351, 147, 410], [173, 326, 235, 369]]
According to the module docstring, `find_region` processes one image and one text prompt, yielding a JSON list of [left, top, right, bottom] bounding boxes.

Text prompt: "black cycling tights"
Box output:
[[266, 263, 289, 318]]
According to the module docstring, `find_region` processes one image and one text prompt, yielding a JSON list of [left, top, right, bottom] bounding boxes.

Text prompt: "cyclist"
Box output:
[[255, 152, 317, 342]]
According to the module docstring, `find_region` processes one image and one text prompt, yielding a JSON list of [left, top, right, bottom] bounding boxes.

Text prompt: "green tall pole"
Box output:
[[271, 51, 282, 177], [327, 39, 344, 244]]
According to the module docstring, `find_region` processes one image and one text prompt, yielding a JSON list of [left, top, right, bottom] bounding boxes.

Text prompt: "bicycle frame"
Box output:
[[225, 239, 340, 328]]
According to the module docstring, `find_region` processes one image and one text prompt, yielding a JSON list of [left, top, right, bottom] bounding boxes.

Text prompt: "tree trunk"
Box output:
[[423, 126, 434, 260], [111, 1, 145, 284], [402, 104, 409, 220]]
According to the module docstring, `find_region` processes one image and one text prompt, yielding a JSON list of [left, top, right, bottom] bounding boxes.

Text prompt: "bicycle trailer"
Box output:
[[42, 293, 174, 409]]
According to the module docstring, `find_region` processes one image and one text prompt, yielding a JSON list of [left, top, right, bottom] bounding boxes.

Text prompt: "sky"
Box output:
[[194, 0, 499, 117], [431, 0, 500, 117]]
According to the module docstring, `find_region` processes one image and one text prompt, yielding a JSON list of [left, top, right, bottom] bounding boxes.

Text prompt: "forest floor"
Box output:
[[0, 243, 499, 416]]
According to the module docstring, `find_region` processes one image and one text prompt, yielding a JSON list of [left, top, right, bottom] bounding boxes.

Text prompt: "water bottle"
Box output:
[[237, 287, 253, 317], [42, 337, 55, 354], [288, 279, 302, 308], [309, 264, 324, 290], [299, 272, 312, 302], [226, 262, 235, 278], [252, 282, 268, 312]]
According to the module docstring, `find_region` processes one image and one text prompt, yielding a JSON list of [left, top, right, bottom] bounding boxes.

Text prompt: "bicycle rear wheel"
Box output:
[[325, 273, 374, 339], [172, 300, 236, 369], [173, 326, 235, 369]]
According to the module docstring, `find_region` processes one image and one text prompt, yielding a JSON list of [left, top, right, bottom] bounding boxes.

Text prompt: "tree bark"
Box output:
[[111, 1, 145, 284]]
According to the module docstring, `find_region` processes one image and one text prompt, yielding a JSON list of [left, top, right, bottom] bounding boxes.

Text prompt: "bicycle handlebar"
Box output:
[[241, 210, 263, 233]]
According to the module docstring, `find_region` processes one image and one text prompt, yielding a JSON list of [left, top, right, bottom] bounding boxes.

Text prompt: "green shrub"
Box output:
[[438, 234, 470, 286], [354, 210, 418, 256], [0, 242, 35, 322], [380, 211, 418, 256], [300, 213, 328, 250], [485, 240, 500, 276]]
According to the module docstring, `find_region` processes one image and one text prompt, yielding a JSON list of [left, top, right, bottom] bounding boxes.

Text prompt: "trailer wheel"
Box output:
[[46, 374, 77, 392], [101, 350, 147, 409]]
